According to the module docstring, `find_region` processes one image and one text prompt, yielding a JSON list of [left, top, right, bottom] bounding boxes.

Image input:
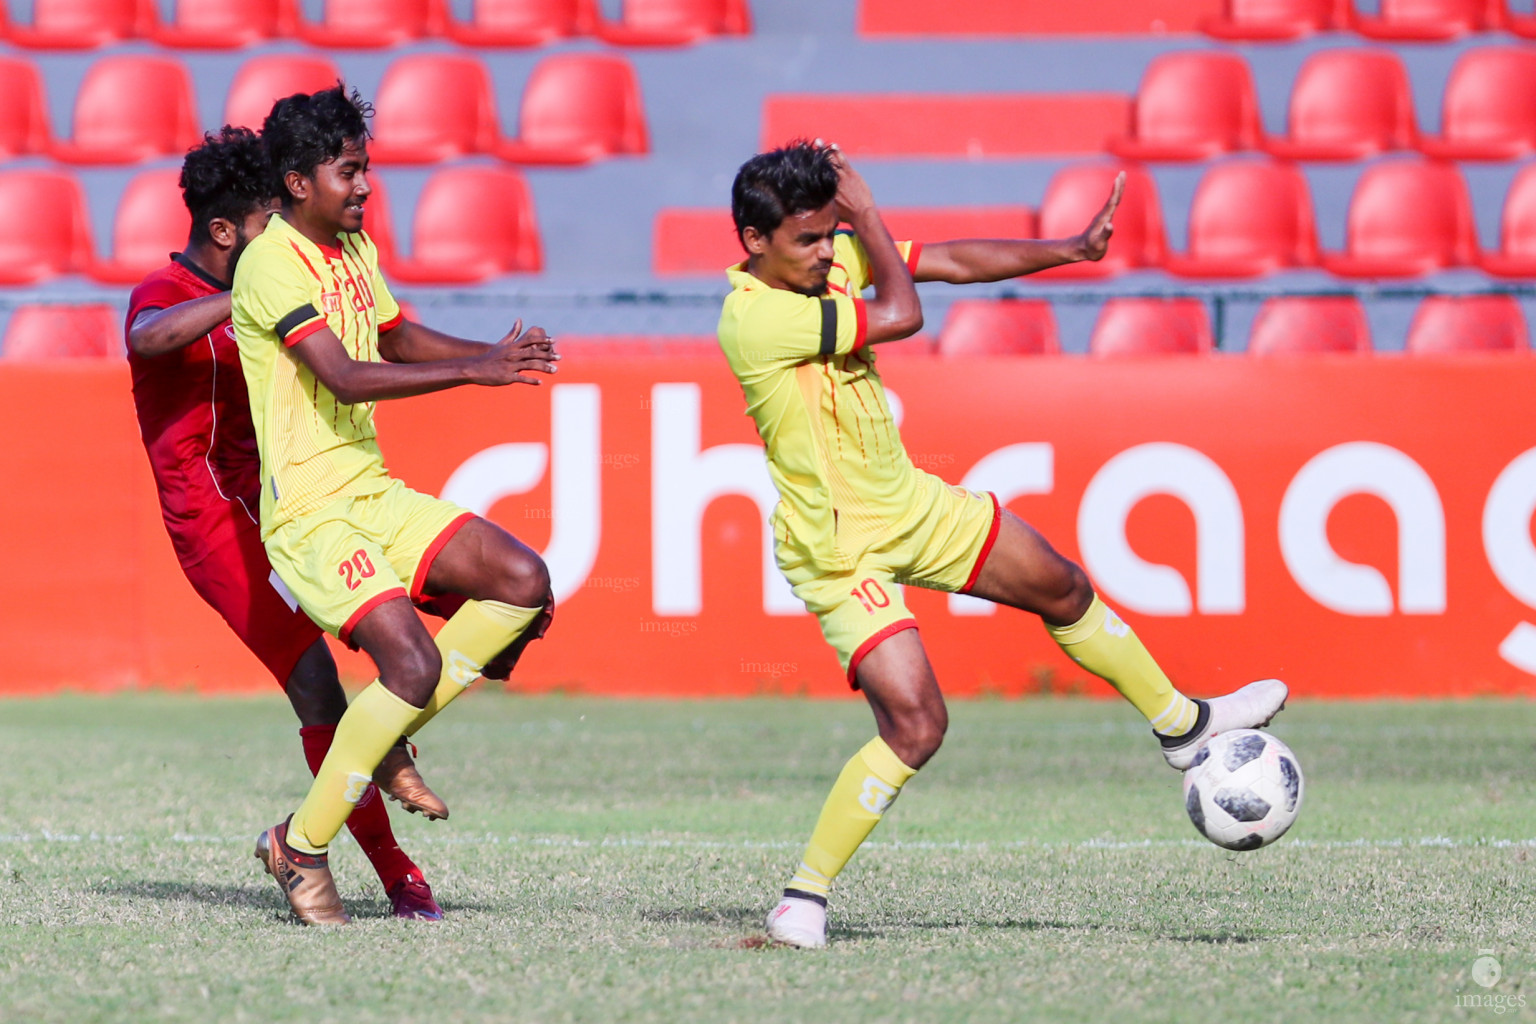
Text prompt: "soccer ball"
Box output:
[[1182, 729, 1304, 851]]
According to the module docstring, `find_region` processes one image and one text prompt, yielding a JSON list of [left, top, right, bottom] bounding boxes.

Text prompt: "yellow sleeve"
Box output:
[[836, 231, 921, 292], [233, 239, 326, 347], [736, 287, 866, 367]]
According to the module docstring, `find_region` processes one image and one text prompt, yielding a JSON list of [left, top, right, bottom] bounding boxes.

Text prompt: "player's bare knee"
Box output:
[[498, 547, 550, 608], [383, 638, 443, 707], [892, 706, 946, 767]]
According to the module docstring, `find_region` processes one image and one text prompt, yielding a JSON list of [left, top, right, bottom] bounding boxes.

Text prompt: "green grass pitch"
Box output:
[[1, 693, 1532, 1023]]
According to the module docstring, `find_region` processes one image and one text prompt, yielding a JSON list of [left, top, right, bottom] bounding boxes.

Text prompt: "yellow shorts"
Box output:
[[777, 473, 1000, 686], [264, 478, 474, 647]]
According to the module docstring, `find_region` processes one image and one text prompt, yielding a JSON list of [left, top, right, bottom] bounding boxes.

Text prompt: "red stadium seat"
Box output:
[[369, 55, 502, 164], [1419, 48, 1536, 161], [1030, 163, 1167, 280], [1321, 159, 1478, 278], [50, 57, 199, 165], [1353, 0, 1504, 39], [938, 300, 1060, 356], [0, 171, 94, 283], [0, 59, 53, 160], [1481, 163, 1536, 277], [1090, 298, 1214, 356], [1248, 296, 1372, 355], [7, 0, 157, 48], [389, 166, 542, 283], [1264, 49, 1416, 161], [1165, 160, 1319, 278], [445, 0, 596, 46], [88, 169, 189, 285], [224, 55, 343, 131], [1405, 295, 1529, 353], [594, 0, 750, 45], [2, 304, 119, 360], [1201, 0, 1351, 39], [294, 0, 447, 47], [152, 0, 297, 48], [498, 55, 648, 165], [1107, 52, 1261, 162]]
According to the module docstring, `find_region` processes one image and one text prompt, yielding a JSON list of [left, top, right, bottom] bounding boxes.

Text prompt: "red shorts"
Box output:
[[179, 514, 324, 688]]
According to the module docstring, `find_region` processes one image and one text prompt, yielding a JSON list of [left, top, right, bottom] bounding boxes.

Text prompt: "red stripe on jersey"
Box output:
[[283, 318, 326, 347], [905, 241, 924, 275], [852, 299, 869, 350]]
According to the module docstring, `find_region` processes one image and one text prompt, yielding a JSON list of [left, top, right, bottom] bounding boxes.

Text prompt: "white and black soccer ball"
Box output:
[[1182, 729, 1304, 851]]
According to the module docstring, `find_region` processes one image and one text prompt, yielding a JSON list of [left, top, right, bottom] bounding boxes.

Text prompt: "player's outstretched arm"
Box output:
[[833, 153, 923, 344], [128, 294, 233, 357], [289, 320, 557, 404], [913, 172, 1125, 284], [379, 318, 560, 367]]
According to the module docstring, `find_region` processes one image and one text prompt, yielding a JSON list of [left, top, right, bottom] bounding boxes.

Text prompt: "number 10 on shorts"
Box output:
[[850, 578, 890, 615]]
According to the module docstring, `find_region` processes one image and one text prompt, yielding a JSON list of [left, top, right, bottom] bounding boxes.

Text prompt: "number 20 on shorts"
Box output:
[[338, 549, 377, 591], [850, 578, 890, 615]]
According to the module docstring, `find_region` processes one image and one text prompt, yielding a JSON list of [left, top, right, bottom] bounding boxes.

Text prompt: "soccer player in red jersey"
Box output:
[[126, 126, 448, 920]]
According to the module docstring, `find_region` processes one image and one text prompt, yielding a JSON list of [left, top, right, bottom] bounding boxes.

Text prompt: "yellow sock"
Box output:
[[787, 737, 917, 898], [405, 599, 543, 737], [288, 681, 419, 854], [1047, 594, 1200, 736]]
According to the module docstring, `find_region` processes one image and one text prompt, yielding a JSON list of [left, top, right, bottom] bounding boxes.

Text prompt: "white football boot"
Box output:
[[1159, 678, 1288, 771], [766, 894, 827, 949]]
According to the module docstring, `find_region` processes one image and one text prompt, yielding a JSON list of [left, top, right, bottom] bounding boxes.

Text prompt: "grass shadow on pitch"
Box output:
[[92, 879, 273, 910], [641, 904, 763, 928], [1164, 931, 1261, 945]]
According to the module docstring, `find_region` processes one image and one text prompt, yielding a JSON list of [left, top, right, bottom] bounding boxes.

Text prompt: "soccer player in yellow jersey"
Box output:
[[233, 85, 556, 925], [717, 142, 1288, 948]]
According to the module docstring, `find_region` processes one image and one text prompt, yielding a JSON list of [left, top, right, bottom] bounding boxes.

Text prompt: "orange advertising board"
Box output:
[[3, 354, 1534, 699]]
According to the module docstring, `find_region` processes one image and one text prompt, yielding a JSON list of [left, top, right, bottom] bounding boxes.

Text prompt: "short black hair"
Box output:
[[261, 83, 372, 200], [731, 140, 838, 249], [180, 125, 274, 244]]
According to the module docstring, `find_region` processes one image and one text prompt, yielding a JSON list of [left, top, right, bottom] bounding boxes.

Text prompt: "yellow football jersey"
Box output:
[[232, 213, 404, 537], [717, 232, 923, 572]]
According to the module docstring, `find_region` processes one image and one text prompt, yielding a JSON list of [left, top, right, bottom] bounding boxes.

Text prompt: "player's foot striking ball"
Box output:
[[1158, 678, 1289, 770], [1183, 729, 1305, 850], [713, 141, 1288, 948]]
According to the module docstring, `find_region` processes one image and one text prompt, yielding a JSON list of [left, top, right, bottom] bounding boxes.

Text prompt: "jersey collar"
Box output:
[[172, 252, 230, 292]]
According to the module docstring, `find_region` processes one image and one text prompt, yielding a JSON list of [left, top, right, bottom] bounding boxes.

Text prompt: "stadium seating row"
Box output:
[[0, 0, 749, 49], [9, 153, 1536, 287], [1111, 48, 1536, 163], [936, 295, 1529, 356], [0, 165, 541, 285], [656, 158, 1536, 279], [3, 295, 1525, 360], [771, 48, 1536, 162], [859, 0, 1529, 42], [0, 52, 647, 166]]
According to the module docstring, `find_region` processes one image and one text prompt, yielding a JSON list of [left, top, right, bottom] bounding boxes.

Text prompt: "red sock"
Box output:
[[299, 725, 419, 891]]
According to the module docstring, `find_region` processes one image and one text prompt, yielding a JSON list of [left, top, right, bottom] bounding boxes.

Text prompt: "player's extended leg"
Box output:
[[397, 518, 551, 737], [284, 639, 442, 920], [258, 599, 445, 925], [966, 510, 1286, 768], [769, 629, 938, 949]]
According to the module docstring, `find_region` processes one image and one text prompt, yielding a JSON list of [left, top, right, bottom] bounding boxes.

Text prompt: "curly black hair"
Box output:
[[730, 140, 839, 249], [261, 83, 372, 201], [180, 125, 274, 244]]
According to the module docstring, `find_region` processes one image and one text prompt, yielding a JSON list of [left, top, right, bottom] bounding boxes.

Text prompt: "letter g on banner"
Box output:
[[1078, 443, 1245, 616], [1485, 447, 1536, 674]]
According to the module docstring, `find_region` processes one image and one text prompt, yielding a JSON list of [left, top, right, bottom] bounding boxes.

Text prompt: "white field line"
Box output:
[[0, 832, 1531, 853]]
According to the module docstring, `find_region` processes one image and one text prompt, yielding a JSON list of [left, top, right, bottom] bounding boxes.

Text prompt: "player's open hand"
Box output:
[[473, 319, 559, 386], [825, 143, 877, 224], [1075, 171, 1125, 263]]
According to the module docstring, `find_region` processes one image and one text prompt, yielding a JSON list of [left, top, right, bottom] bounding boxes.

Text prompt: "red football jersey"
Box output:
[[127, 253, 262, 569]]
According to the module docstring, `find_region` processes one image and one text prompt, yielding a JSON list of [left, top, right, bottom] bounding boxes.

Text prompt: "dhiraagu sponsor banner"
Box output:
[[2, 354, 1533, 698]]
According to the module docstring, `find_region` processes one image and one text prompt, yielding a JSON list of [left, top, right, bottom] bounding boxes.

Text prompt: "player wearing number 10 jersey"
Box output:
[[716, 141, 1289, 949]]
